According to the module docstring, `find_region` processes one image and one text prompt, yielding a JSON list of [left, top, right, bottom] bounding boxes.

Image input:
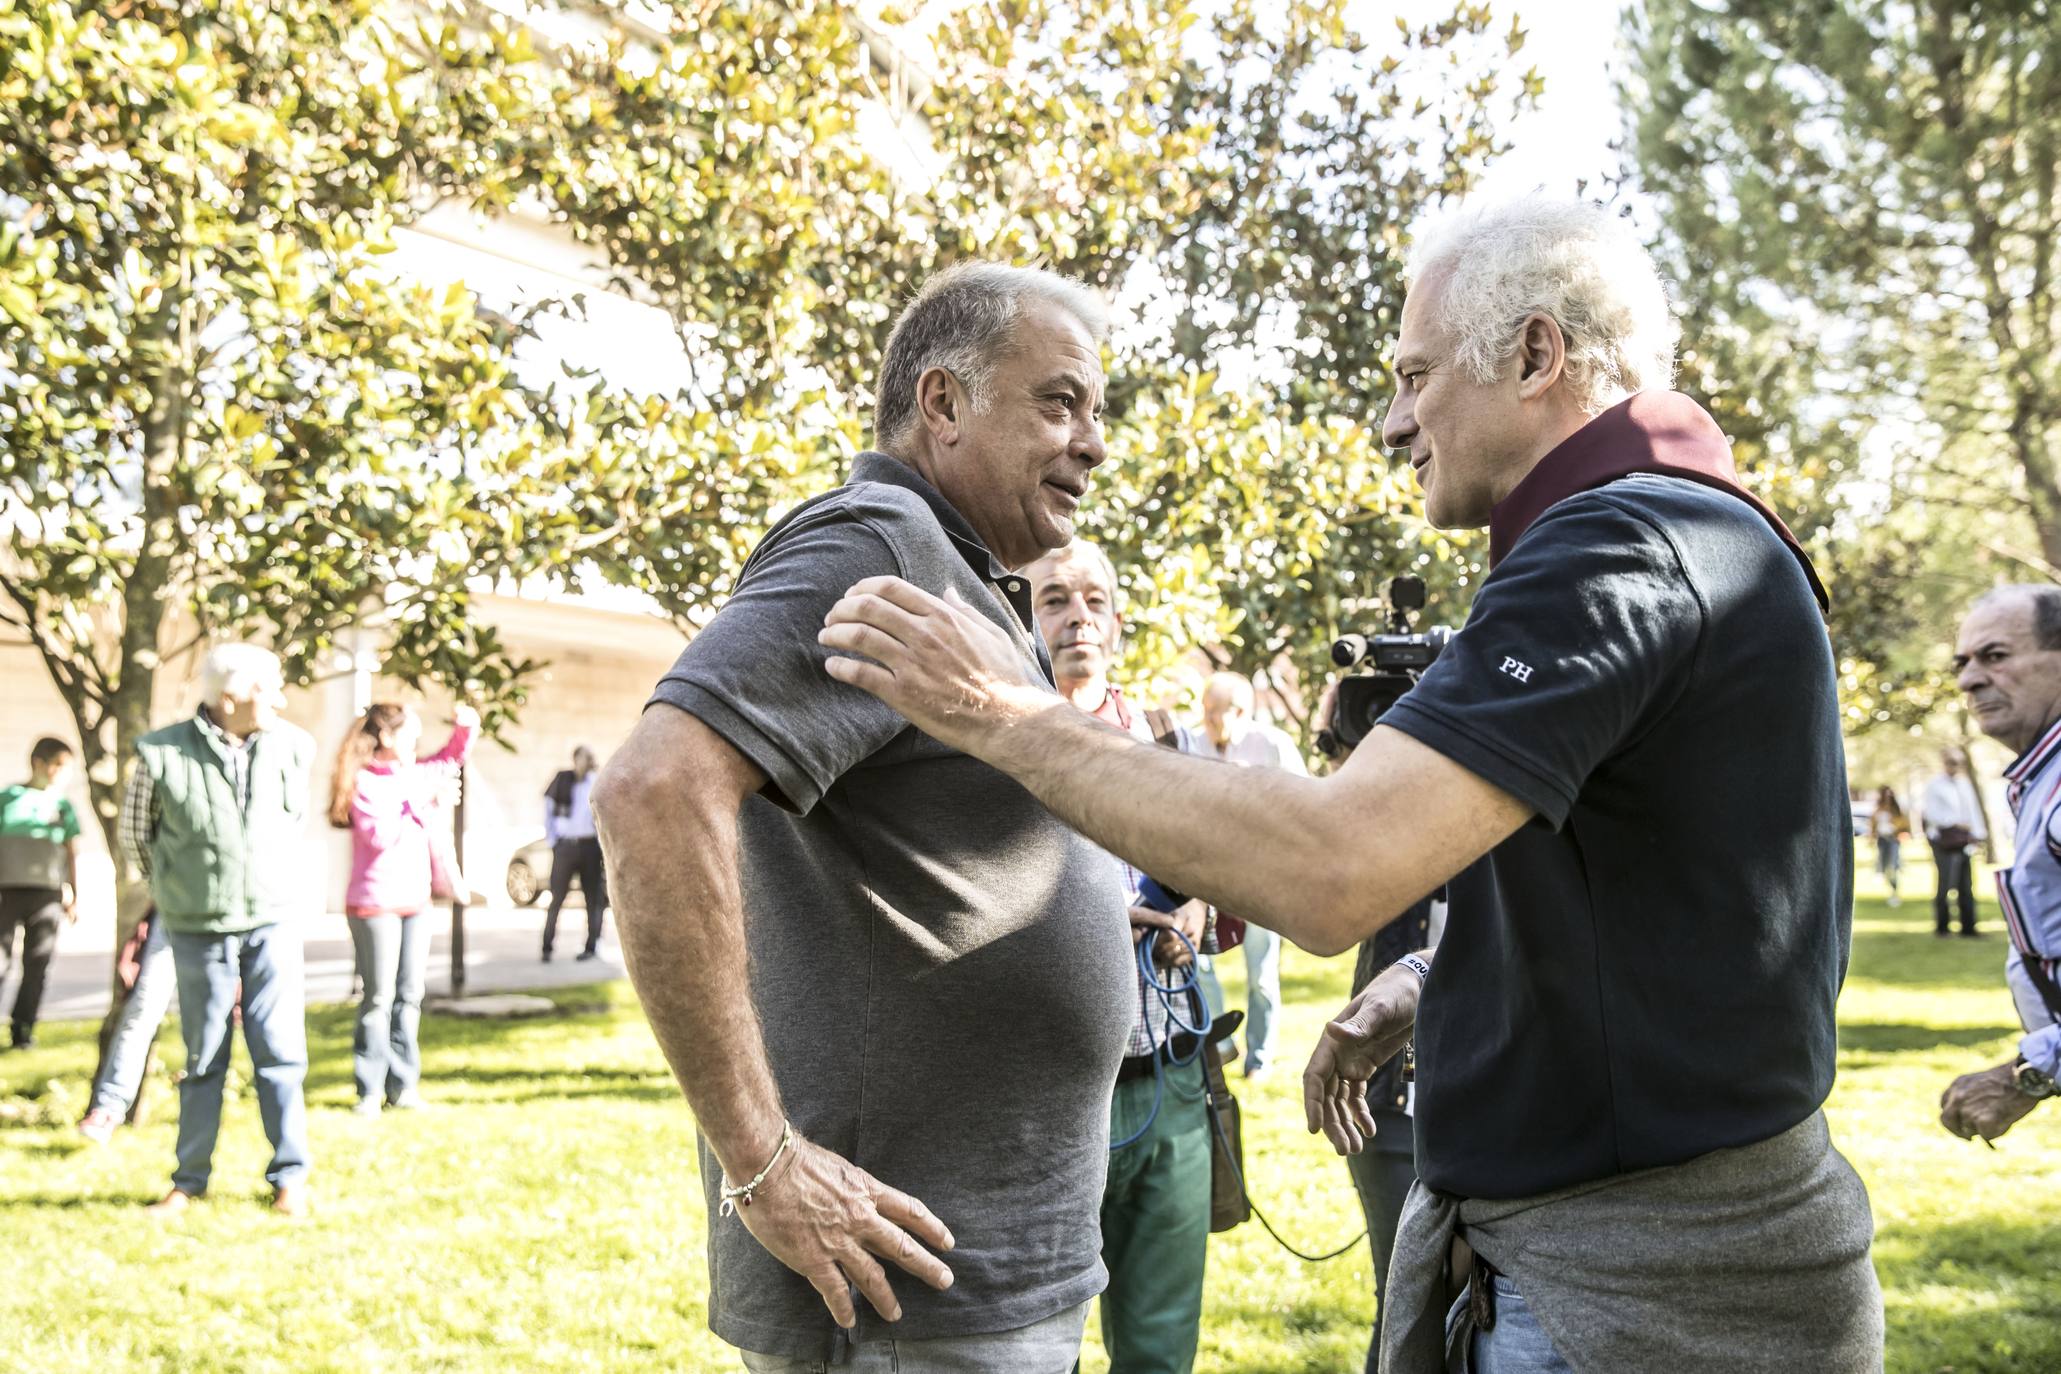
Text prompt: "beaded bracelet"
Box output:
[[719, 1119, 794, 1217]]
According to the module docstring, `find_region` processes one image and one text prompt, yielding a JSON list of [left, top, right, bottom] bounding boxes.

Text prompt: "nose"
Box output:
[[1382, 386, 1416, 452], [1958, 659, 1987, 694], [1073, 411, 1107, 469]]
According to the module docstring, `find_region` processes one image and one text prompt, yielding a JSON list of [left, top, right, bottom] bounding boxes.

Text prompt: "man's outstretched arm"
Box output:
[[819, 577, 1530, 955], [592, 704, 956, 1328]]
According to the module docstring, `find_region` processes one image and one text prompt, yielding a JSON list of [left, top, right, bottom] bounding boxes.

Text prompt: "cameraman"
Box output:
[[817, 198, 1880, 1372], [1310, 682, 1438, 1373]]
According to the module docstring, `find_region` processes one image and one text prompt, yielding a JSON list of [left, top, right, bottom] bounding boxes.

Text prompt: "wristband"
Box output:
[[1394, 953, 1432, 986]]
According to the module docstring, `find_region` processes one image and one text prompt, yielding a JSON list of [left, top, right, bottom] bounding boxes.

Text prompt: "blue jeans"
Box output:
[[89, 915, 175, 1117], [347, 912, 431, 1104], [1239, 923, 1281, 1072], [166, 924, 310, 1194], [737, 1300, 1089, 1372], [1445, 1276, 1574, 1373], [1192, 926, 1281, 1073]]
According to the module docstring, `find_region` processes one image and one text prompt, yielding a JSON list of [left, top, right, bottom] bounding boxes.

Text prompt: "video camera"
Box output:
[[1314, 574, 1451, 759]]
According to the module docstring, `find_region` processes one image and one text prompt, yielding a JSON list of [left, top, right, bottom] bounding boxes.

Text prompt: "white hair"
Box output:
[[1204, 672, 1254, 712], [198, 642, 282, 703], [874, 262, 1109, 453], [1406, 199, 1679, 415]]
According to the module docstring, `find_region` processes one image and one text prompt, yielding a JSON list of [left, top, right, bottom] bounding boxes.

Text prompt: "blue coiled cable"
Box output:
[[1110, 924, 1211, 1151]]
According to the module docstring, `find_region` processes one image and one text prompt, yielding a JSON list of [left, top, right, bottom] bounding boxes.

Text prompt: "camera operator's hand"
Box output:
[[1313, 679, 1353, 765], [1303, 960, 1422, 1155]]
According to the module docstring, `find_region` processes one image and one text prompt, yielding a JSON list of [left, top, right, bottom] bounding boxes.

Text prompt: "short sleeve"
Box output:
[[1380, 495, 1703, 828], [58, 799, 80, 842], [647, 509, 912, 815]]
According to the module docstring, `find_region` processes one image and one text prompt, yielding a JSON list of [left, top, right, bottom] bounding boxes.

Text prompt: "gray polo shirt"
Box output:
[[647, 451, 1134, 1360]]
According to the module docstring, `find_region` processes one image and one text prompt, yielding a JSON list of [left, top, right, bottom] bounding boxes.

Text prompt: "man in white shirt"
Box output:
[[1190, 673, 1304, 1076], [1922, 746, 1988, 939]]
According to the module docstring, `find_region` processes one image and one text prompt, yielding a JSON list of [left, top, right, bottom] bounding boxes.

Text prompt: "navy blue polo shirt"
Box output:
[[1383, 470, 1852, 1200]]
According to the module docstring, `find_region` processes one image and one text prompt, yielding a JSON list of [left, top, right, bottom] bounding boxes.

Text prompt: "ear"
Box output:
[[915, 366, 964, 445], [1513, 313, 1568, 401]]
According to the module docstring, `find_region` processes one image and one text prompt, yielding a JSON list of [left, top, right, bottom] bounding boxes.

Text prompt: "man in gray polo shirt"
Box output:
[[592, 263, 1134, 1371]]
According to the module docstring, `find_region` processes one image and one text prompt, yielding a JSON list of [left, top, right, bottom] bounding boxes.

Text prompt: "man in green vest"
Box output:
[[120, 643, 316, 1217], [0, 736, 84, 1049]]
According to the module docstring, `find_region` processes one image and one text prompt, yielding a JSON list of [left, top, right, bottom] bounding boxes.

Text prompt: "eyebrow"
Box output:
[[1954, 640, 2010, 661], [1035, 369, 1104, 400]]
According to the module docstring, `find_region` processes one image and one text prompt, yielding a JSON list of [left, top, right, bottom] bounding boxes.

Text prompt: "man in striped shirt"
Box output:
[[1940, 585, 2061, 1142]]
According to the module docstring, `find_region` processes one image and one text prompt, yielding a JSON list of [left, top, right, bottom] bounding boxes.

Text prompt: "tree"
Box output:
[[1626, 0, 2061, 732], [1, 0, 1537, 935], [0, 1, 575, 892], [1077, 0, 1537, 731], [547, 0, 1543, 739]]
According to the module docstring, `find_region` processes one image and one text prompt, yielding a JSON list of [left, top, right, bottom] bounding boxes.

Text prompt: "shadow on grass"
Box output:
[[1838, 1023, 2018, 1056], [1847, 924, 2007, 991], [0, 1190, 160, 1210], [1877, 1216, 2061, 1374]]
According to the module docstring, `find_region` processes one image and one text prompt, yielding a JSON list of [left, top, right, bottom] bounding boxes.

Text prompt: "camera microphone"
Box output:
[[1331, 634, 1371, 668]]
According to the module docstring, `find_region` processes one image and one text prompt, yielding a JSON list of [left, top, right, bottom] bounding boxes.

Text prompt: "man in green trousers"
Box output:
[[1028, 540, 1213, 1372]]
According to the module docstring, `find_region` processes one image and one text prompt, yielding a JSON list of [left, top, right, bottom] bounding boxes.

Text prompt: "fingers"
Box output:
[[1303, 1042, 1336, 1134], [823, 586, 932, 641], [1128, 906, 1177, 929], [1320, 1087, 1364, 1155], [841, 1248, 901, 1322], [1350, 1085, 1378, 1138], [804, 1265, 857, 1329], [819, 620, 914, 666], [872, 1183, 956, 1256], [844, 575, 950, 619], [824, 654, 895, 695]]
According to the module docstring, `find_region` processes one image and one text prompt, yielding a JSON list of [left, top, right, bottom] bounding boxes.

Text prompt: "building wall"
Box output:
[[0, 593, 684, 947]]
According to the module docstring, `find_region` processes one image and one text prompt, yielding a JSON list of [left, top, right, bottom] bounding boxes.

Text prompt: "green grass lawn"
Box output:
[[2, 864, 2057, 1373]]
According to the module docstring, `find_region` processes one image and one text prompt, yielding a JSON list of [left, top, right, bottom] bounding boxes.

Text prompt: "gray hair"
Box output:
[[1025, 539, 1123, 611], [198, 642, 282, 704], [873, 263, 1109, 453], [1406, 199, 1679, 415], [1972, 583, 2061, 650]]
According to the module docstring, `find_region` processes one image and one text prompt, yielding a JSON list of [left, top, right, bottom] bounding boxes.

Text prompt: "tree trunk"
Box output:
[[86, 309, 186, 1109]]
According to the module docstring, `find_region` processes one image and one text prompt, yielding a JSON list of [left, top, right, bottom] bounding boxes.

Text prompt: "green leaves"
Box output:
[[5, 0, 1529, 839], [1630, 0, 2061, 734]]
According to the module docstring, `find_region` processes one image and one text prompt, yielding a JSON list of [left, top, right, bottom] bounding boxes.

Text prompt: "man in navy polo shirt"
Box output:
[[817, 198, 1883, 1372], [1938, 585, 2061, 1143]]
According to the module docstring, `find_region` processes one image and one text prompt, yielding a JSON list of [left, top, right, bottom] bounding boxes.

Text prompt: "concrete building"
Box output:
[[0, 589, 683, 953]]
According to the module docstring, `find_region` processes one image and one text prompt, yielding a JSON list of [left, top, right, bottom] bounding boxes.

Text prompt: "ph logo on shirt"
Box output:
[[1499, 656, 1535, 684]]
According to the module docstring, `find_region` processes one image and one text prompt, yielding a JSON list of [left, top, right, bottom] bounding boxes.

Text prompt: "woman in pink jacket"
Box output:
[[328, 701, 477, 1115]]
